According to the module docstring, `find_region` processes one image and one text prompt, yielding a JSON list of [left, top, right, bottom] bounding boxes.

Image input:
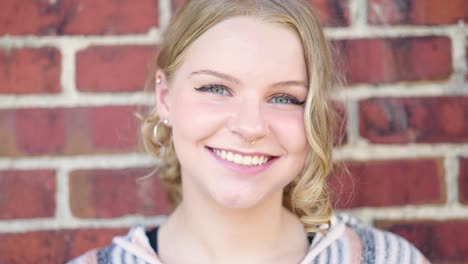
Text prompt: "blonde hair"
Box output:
[[141, 0, 340, 233]]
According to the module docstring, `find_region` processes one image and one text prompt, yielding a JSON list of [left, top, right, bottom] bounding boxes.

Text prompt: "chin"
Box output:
[[210, 184, 276, 209]]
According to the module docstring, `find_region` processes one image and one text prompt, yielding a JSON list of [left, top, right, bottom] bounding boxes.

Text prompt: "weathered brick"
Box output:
[[171, 0, 349, 27], [76, 46, 156, 92], [459, 158, 468, 204], [0, 228, 126, 263], [0, 106, 140, 156], [0, 48, 61, 94], [0, 170, 56, 219], [89, 107, 140, 149], [375, 220, 468, 263], [369, 0, 468, 25], [329, 159, 444, 208], [335, 37, 452, 85], [359, 97, 468, 144], [69, 168, 171, 218], [15, 108, 66, 155], [0, 0, 158, 35]]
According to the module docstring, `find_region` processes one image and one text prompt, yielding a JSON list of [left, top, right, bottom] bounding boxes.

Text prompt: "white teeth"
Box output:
[[234, 154, 242, 164], [260, 156, 266, 164], [212, 148, 270, 166], [243, 156, 252, 165], [252, 156, 259, 165]]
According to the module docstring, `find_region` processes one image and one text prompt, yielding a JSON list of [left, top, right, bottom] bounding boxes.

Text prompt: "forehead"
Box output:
[[177, 16, 307, 82]]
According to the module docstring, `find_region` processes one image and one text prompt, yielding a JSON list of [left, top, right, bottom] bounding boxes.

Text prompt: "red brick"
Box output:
[[459, 158, 468, 204], [69, 168, 171, 218], [171, 0, 349, 27], [0, 48, 61, 94], [359, 97, 468, 144], [15, 108, 66, 155], [335, 37, 452, 85], [89, 107, 140, 148], [0, 228, 126, 263], [329, 159, 444, 208], [369, 0, 468, 25], [375, 220, 468, 263], [0, 170, 56, 219], [0, 106, 139, 156], [76, 46, 155, 92], [0, 0, 158, 36]]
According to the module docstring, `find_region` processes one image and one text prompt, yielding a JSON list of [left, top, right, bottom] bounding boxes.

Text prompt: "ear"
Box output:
[[155, 70, 171, 123]]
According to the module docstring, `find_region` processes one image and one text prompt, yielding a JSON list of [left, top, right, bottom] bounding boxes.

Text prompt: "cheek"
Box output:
[[267, 109, 308, 154], [169, 92, 235, 140]]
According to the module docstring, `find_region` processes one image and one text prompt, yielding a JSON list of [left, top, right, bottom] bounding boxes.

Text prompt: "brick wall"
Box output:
[[0, 0, 466, 263]]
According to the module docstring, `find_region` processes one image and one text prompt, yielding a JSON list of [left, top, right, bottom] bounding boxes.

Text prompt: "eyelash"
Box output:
[[270, 93, 304, 105], [194, 84, 305, 105], [194, 84, 231, 95]]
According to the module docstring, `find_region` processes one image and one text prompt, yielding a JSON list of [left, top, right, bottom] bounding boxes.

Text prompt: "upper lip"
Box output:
[[207, 146, 277, 157]]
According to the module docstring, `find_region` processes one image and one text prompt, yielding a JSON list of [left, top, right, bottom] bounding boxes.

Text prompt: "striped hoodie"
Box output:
[[68, 214, 430, 264]]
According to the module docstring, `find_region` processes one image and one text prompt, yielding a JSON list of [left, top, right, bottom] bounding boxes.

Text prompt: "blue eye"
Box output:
[[194, 84, 231, 95], [269, 94, 304, 105]]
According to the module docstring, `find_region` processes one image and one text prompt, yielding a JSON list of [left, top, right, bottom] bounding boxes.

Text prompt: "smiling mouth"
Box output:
[[208, 147, 274, 166]]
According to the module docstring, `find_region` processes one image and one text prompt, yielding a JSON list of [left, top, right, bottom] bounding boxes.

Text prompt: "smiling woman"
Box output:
[[68, 0, 430, 263]]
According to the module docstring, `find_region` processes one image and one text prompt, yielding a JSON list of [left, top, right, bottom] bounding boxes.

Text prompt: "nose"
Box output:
[[228, 99, 269, 143]]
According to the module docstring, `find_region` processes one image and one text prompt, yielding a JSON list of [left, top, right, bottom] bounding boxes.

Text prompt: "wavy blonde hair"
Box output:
[[140, 0, 340, 233]]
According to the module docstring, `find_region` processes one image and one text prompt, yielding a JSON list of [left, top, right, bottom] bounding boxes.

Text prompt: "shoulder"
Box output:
[[330, 214, 430, 264], [302, 214, 430, 264], [66, 225, 162, 264]]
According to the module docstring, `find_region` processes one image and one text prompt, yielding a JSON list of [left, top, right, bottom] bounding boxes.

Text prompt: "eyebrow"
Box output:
[[191, 70, 240, 84], [190, 69, 307, 89]]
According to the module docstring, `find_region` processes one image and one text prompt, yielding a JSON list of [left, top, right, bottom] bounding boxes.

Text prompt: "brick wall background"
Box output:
[[0, 0, 467, 263]]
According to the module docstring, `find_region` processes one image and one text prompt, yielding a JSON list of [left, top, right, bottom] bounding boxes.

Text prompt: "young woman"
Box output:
[[69, 0, 430, 263]]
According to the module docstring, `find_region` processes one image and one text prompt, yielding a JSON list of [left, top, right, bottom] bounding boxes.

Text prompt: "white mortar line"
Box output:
[[334, 144, 468, 161], [159, 0, 172, 31], [0, 215, 167, 233], [325, 24, 467, 40], [0, 92, 154, 108], [444, 156, 460, 205], [349, 0, 367, 29], [339, 204, 468, 226], [345, 98, 360, 145], [60, 43, 79, 96], [0, 30, 160, 49], [55, 168, 73, 223], [0, 153, 158, 170], [333, 82, 468, 101], [450, 22, 468, 84]]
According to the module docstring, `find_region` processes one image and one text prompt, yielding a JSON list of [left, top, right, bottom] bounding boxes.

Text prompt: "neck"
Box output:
[[182, 191, 284, 251], [164, 183, 307, 263]]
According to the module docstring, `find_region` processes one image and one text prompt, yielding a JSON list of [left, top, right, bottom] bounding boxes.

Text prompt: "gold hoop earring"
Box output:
[[152, 118, 171, 147]]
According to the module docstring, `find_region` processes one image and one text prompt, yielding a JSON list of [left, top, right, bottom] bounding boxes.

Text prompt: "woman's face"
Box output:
[[156, 16, 309, 209]]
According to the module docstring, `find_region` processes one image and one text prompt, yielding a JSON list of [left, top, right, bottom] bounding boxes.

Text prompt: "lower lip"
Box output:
[[206, 147, 277, 175]]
